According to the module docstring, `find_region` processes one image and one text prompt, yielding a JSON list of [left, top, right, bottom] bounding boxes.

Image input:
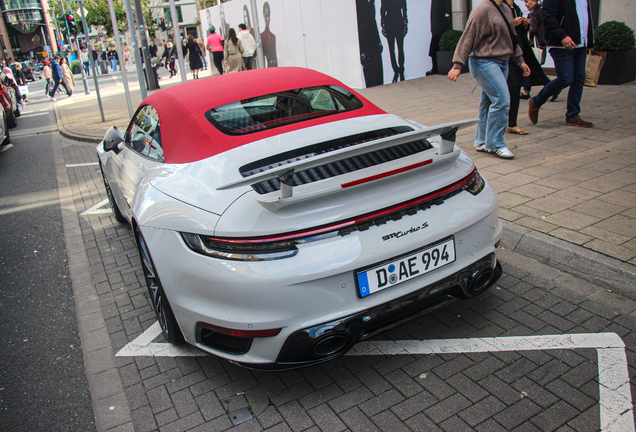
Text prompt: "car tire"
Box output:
[[99, 162, 127, 223], [136, 226, 185, 345]]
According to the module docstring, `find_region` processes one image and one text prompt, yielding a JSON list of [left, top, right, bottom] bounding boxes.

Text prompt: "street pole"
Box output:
[[123, 0, 146, 100], [168, 0, 186, 82], [133, 0, 158, 90], [78, 0, 104, 122], [58, 0, 68, 49], [250, 0, 263, 69], [107, 0, 133, 117]]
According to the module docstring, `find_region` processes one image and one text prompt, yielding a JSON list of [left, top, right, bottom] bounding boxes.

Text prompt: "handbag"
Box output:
[[531, 36, 546, 65], [18, 84, 28, 96]]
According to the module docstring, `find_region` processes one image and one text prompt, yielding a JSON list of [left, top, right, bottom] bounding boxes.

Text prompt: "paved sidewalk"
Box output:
[[53, 70, 636, 295]]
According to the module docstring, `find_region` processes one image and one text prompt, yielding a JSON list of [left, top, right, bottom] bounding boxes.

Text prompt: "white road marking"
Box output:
[[0, 144, 13, 153], [66, 162, 99, 167], [80, 198, 112, 215], [116, 329, 633, 431], [20, 112, 48, 117]]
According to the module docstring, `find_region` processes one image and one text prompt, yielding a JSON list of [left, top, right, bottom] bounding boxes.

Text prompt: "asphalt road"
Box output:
[[0, 79, 95, 431]]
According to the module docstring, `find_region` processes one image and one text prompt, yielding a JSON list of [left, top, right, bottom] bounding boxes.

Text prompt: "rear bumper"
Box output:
[[235, 254, 502, 370]]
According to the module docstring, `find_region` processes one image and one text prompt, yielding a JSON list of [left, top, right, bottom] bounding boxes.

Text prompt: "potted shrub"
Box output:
[[594, 21, 636, 85], [71, 59, 82, 74], [436, 30, 468, 75]]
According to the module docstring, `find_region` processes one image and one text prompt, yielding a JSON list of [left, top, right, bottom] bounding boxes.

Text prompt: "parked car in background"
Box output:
[[98, 67, 502, 369], [24, 61, 41, 80]]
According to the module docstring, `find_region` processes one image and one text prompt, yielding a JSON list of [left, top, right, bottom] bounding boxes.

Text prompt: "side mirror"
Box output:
[[103, 126, 124, 152]]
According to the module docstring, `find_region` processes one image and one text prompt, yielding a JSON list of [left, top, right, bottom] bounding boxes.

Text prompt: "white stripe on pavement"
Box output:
[[116, 328, 633, 431]]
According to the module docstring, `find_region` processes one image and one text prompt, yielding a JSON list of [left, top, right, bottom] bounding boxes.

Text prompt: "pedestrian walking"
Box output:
[[448, 0, 530, 159], [505, 0, 549, 135], [224, 28, 245, 74], [238, 24, 256, 70], [161, 41, 170, 73], [48, 55, 72, 101], [148, 40, 158, 58], [14, 63, 29, 102], [207, 26, 225, 75], [166, 42, 178, 78], [43, 59, 54, 95], [80, 48, 90, 76], [123, 45, 131, 71], [528, 0, 593, 127], [3, 66, 23, 106], [60, 57, 75, 95], [184, 34, 204, 79], [108, 47, 118, 72]]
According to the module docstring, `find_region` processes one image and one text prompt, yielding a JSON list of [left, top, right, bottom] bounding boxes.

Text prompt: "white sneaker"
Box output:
[[493, 147, 514, 159], [49, 96, 57, 101], [474, 144, 491, 153]]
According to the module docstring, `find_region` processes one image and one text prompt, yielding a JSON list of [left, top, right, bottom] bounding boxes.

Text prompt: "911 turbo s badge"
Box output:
[[382, 222, 429, 241]]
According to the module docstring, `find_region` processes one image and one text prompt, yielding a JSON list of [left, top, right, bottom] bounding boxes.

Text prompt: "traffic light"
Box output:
[[57, 15, 68, 35], [66, 14, 77, 35], [159, 18, 166, 31]]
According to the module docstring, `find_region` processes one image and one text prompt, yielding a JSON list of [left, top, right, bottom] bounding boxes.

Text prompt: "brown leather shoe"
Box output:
[[528, 98, 539, 124], [565, 117, 594, 127]]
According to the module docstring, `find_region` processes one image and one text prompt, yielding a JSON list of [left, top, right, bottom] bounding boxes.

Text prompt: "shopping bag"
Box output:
[[18, 84, 28, 96], [584, 50, 605, 87], [531, 36, 546, 65]]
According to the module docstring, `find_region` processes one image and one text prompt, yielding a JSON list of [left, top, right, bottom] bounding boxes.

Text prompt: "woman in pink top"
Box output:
[[206, 26, 225, 75]]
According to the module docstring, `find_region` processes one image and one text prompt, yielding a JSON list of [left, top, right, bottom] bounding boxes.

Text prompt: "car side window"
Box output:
[[125, 105, 164, 162]]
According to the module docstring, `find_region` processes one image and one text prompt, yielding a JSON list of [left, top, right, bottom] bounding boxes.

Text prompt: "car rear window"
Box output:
[[204, 85, 364, 135]]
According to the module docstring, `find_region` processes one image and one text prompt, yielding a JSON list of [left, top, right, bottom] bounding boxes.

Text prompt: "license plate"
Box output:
[[356, 237, 456, 298]]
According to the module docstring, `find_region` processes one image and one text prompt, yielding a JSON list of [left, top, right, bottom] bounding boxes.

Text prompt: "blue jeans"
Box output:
[[469, 57, 510, 150], [532, 47, 586, 121], [110, 58, 118, 72]]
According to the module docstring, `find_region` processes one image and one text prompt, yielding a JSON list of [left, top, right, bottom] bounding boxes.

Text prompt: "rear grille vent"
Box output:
[[239, 127, 433, 195]]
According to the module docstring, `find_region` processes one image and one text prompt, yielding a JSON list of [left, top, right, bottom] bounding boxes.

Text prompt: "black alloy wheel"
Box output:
[[99, 162, 126, 223], [136, 226, 185, 345]]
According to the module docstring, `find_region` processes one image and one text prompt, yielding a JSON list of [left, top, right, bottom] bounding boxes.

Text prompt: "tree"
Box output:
[[84, 0, 127, 36]]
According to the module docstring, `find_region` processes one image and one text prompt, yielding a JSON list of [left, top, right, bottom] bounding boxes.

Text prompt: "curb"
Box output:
[[54, 104, 103, 145], [52, 131, 134, 431], [501, 220, 636, 301]]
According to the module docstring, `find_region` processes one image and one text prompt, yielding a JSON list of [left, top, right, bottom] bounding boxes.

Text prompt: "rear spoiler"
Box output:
[[217, 118, 478, 200]]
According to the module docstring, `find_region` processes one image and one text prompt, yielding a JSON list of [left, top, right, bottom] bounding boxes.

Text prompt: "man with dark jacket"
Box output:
[[48, 55, 71, 101], [528, 0, 594, 127]]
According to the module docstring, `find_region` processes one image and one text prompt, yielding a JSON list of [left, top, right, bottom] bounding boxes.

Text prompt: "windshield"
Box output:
[[204, 85, 364, 135]]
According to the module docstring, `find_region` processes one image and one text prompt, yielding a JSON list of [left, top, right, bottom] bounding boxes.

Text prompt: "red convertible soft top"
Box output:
[[142, 67, 386, 164]]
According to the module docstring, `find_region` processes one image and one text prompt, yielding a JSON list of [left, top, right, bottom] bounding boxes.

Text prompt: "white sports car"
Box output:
[[98, 68, 502, 369]]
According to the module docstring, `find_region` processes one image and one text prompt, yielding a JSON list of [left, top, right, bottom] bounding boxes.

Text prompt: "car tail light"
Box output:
[[465, 170, 485, 195], [181, 232, 302, 261]]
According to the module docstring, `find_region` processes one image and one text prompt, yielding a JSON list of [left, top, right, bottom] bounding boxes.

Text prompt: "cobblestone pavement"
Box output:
[[58, 137, 636, 432]]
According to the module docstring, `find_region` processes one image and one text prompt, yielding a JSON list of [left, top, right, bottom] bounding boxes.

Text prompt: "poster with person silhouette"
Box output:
[[200, 0, 441, 88]]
